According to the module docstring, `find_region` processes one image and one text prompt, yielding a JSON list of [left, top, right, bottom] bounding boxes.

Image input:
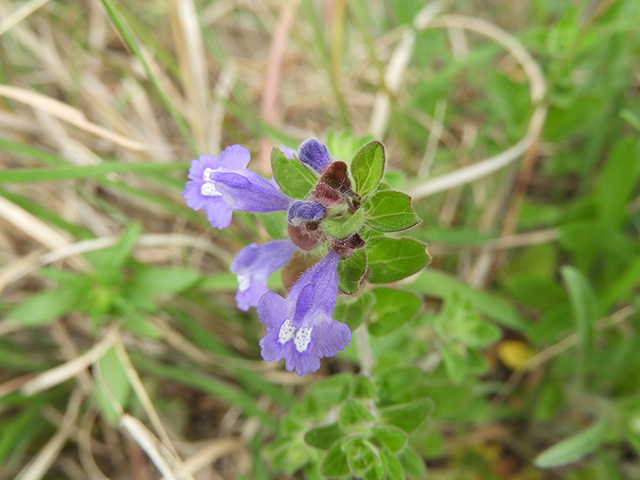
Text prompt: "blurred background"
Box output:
[[1, 0, 639, 479]]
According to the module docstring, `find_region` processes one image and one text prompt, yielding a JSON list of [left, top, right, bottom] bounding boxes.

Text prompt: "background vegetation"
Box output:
[[1, 0, 639, 478]]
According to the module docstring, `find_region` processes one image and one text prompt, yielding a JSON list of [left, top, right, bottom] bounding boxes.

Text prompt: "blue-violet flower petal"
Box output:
[[287, 200, 326, 226], [258, 251, 351, 376], [182, 145, 291, 229], [297, 138, 333, 173], [230, 240, 297, 311]]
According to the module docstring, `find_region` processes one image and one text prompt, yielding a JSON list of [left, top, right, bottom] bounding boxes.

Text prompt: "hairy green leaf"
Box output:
[[350, 141, 385, 195], [534, 420, 607, 468], [337, 247, 367, 294], [304, 422, 345, 450], [364, 190, 421, 232], [367, 237, 430, 283], [271, 147, 317, 198], [369, 288, 421, 336]]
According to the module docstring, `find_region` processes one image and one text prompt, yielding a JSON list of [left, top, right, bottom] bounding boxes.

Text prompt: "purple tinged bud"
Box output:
[[298, 138, 333, 173], [258, 251, 351, 376], [287, 200, 326, 226], [230, 240, 297, 311], [182, 145, 292, 229]]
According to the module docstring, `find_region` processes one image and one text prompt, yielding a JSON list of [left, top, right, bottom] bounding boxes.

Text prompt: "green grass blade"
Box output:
[[99, 0, 196, 152], [131, 355, 278, 429], [0, 162, 189, 183]]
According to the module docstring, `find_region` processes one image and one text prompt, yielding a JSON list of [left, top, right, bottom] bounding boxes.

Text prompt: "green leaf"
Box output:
[[128, 267, 200, 298], [271, 147, 317, 199], [595, 138, 640, 228], [0, 401, 46, 467], [352, 375, 375, 400], [383, 450, 406, 480], [369, 288, 421, 336], [334, 291, 375, 330], [88, 222, 141, 285], [343, 436, 383, 478], [399, 448, 426, 479], [440, 344, 469, 384], [257, 211, 288, 239], [350, 141, 385, 195], [409, 270, 530, 331], [377, 368, 421, 396], [534, 420, 608, 468], [371, 426, 408, 453], [310, 373, 353, 407], [326, 132, 374, 165], [94, 347, 131, 424], [321, 440, 351, 477], [435, 294, 501, 347], [8, 288, 81, 327], [337, 248, 367, 294], [123, 315, 163, 339], [379, 399, 432, 434], [267, 438, 311, 475], [364, 191, 421, 232], [339, 399, 375, 427], [304, 422, 346, 450], [602, 256, 640, 309], [322, 207, 365, 239], [367, 237, 430, 283], [561, 266, 598, 385]]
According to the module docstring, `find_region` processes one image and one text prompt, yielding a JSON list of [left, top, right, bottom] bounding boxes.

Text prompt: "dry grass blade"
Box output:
[[0, 84, 150, 151], [171, 0, 210, 152], [114, 337, 186, 466], [369, 29, 415, 138], [18, 330, 118, 397], [0, 0, 50, 37], [0, 233, 223, 295], [120, 415, 195, 480], [14, 388, 83, 480], [173, 438, 245, 478], [419, 99, 447, 177], [257, 0, 299, 172], [371, 12, 548, 199], [369, 1, 443, 137], [209, 66, 235, 154], [0, 196, 89, 271]]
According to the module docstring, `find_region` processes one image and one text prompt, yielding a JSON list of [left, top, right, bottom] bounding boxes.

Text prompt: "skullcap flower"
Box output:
[[287, 200, 326, 226], [258, 251, 351, 376], [182, 145, 291, 229], [297, 137, 333, 173], [230, 240, 297, 311]]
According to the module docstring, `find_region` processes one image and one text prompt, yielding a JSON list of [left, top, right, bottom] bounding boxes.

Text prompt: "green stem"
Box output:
[[355, 324, 374, 377]]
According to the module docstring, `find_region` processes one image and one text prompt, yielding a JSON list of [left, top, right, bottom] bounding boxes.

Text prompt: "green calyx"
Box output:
[[322, 208, 365, 239]]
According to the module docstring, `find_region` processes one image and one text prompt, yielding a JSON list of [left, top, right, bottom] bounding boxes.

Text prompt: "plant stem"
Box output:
[[355, 324, 374, 377]]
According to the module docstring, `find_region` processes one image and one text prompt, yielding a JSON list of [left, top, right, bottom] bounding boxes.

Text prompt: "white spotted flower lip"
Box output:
[[181, 145, 292, 229], [257, 251, 351, 377]]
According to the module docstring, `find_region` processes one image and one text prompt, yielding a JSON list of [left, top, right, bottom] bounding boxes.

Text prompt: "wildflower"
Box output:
[[230, 240, 297, 311], [287, 200, 326, 226], [258, 251, 351, 376], [297, 137, 333, 173], [182, 145, 291, 229]]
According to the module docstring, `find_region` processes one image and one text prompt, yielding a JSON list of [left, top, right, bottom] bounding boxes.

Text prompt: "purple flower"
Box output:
[[182, 145, 292, 229], [287, 200, 326, 226], [298, 138, 333, 173], [258, 251, 351, 376], [230, 240, 297, 311]]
